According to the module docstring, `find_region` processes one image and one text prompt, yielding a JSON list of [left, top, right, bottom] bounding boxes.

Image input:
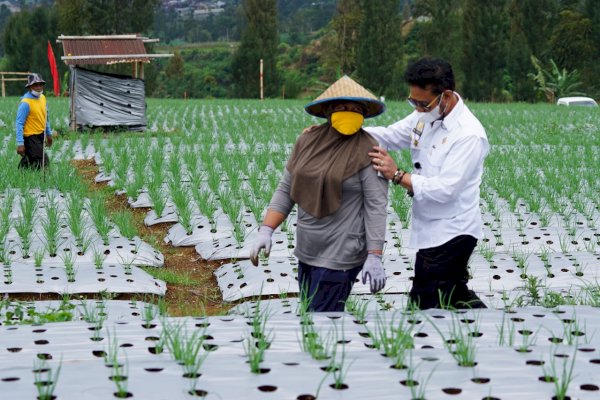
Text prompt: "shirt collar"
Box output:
[[437, 91, 464, 131]]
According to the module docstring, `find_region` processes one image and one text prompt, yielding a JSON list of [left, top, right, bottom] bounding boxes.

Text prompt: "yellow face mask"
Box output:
[[331, 111, 364, 135]]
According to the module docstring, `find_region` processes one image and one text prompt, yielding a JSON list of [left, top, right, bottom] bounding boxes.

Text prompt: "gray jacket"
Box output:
[[268, 165, 388, 270]]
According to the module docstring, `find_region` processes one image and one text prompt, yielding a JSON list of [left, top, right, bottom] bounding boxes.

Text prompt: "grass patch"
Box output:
[[141, 267, 201, 286]]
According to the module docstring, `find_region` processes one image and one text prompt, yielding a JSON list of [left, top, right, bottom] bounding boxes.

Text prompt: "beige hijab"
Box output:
[[287, 123, 377, 219]]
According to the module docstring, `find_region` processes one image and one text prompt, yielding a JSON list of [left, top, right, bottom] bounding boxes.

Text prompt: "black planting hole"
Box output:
[[258, 385, 277, 392], [442, 388, 462, 395], [581, 384, 599, 391]]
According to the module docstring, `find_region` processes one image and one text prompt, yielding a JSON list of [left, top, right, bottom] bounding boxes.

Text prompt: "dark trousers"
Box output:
[[298, 262, 362, 312], [19, 133, 49, 169], [409, 235, 486, 310]]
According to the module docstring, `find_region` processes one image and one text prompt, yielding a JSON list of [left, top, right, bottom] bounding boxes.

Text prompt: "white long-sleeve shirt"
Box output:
[[365, 93, 489, 250]]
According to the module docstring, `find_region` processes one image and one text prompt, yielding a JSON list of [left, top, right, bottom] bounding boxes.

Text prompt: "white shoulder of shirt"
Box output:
[[447, 104, 487, 142]]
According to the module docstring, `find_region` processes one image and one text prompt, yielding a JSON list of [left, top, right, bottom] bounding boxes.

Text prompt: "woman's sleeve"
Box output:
[[267, 168, 296, 216], [360, 165, 389, 250]]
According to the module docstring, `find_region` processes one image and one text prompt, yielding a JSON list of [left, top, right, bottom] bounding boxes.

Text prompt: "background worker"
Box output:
[[16, 73, 53, 169], [366, 58, 489, 309], [250, 76, 388, 312]]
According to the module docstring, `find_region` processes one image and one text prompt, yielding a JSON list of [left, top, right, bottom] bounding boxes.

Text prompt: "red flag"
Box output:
[[47, 41, 60, 97]]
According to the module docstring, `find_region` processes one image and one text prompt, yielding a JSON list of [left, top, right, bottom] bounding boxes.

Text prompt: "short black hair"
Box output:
[[404, 58, 455, 94]]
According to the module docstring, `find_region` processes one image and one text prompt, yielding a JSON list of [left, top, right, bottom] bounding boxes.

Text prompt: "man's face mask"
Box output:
[[331, 111, 364, 135], [416, 92, 447, 124], [31, 89, 43, 97]]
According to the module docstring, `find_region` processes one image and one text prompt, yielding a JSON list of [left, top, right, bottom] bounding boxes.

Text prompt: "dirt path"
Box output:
[[72, 159, 231, 316]]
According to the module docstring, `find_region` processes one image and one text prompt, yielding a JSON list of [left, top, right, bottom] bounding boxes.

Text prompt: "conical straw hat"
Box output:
[[305, 75, 385, 118]]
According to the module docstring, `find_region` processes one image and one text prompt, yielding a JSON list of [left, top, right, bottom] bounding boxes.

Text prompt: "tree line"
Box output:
[[1, 0, 599, 102]]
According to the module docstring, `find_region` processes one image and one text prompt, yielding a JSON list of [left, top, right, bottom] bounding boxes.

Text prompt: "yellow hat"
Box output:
[[305, 75, 385, 119]]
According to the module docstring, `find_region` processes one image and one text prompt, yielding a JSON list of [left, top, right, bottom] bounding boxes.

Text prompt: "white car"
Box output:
[[556, 96, 598, 107]]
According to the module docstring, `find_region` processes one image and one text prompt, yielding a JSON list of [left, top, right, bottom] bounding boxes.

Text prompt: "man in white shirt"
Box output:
[[366, 58, 489, 309]]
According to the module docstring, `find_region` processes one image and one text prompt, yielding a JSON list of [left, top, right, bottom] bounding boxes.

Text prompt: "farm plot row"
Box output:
[[0, 299, 163, 326], [2, 303, 600, 399], [0, 127, 166, 297], [2, 100, 599, 305], [1, 97, 599, 399], [0, 188, 165, 296], [84, 148, 600, 305]]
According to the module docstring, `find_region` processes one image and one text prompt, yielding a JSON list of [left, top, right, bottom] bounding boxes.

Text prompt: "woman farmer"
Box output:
[[250, 76, 388, 312]]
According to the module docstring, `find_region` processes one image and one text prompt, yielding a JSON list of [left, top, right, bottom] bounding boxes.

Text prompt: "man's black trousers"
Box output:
[[409, 234, 486, 309]]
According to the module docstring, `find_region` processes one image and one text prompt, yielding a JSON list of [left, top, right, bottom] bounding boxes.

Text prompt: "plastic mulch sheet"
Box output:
[[1, 261, 166, 295], [2, 189, 164, 268], [0, 300, 162, 325], [214, 250, 600, 303], [143, 206, 179, 226], [70, 141, 97, 161], [1, 189, 165, 295], [4, 234, 164, 268], [196, 230, 296, 261], [214, 256, 416, 303], [227, 296, 412, 316], [214, 257, 299, 302], [1, 308, 600, 399], [164, 210, 258, 247]]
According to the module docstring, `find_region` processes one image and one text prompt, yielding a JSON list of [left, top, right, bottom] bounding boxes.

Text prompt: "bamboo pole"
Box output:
[[260, 59, 264, 101], [0, 72, 30, 97], [70, 68, 76, 131], [0, 72, 31, 75]]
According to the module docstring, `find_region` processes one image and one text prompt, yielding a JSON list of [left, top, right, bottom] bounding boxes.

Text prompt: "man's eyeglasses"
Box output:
[[407, 94, 441, 111]]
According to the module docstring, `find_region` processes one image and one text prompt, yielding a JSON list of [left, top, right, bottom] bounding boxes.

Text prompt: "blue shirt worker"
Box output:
[[16, 73, 53, 169], [366, 58, 489, 310]]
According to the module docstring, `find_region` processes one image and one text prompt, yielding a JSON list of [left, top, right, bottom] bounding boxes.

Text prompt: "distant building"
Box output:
[[174, 7, 193, 17], [0, 1, 20, 13], [163, 0, 228, 19], [193, 3, 225, 19]]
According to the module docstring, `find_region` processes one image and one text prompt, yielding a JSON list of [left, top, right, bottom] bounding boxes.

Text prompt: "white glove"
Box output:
[[361, 253, 386, 293], [249, 226, 274, 266]]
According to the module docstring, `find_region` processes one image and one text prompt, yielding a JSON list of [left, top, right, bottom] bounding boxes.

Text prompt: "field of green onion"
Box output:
[[0, 96, 599, 399]]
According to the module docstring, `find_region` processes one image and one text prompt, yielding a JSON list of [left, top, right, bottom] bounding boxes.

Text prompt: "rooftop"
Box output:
[[57, 35, 172, 66]]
